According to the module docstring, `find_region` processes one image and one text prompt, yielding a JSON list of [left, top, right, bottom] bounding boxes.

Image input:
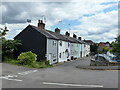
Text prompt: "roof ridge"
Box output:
[[30, 25, 83, 43]]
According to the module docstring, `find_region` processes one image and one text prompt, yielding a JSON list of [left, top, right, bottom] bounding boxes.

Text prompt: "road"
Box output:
[[0, 57, 119, 88]]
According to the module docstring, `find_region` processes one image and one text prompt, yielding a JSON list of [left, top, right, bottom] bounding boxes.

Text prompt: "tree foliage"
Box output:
[[112, 36, 120, 55], [2, 38, 21, 53], [90, 43, 98, 53], [102, 47, 109, 54], [0, 26, 21, 59]]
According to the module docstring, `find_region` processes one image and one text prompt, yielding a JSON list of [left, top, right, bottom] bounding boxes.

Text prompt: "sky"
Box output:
[[0, 0, 119, 43]]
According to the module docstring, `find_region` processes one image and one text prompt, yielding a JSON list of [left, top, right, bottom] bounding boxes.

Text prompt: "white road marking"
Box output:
[[0, 70, 38, 81], [6, 75, 18, 78], [43, 82, 103, 88], [0, 76, 22, 81], [18, 70, 38, 75]]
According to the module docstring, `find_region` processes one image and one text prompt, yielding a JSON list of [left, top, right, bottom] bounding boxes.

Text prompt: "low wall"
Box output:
[[90, 59, 120, 66]]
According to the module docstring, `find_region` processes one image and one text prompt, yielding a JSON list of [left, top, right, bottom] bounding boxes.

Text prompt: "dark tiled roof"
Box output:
[[25, 25, 85, 44], [76, 39, 85, 44], [31, 25, 79, 43], [31, 25, 59, 40], [84, 40, 94, 44], [46, 30, 71, 42], [63, 35, 79, 43]]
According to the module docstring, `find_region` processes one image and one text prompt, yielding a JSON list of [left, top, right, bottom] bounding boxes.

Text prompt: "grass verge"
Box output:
[[3, 58, 53, 69]]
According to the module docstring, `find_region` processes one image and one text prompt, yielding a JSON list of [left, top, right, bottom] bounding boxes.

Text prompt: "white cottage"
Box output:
[[47, 29, 71, 62], [14, 20, 59, 65], [64, 32, 80, 60]]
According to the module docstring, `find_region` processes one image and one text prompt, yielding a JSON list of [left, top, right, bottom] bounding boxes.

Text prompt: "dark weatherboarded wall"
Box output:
[[14, 25, 47, 61]]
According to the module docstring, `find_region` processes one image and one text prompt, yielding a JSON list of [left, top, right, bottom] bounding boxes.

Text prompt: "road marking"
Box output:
[[0, 70, 38, 81], [0, 76, 22, 81], [6, 75, 18, 78], [18, 70, 38, 75], [43, 82, 103, 88]]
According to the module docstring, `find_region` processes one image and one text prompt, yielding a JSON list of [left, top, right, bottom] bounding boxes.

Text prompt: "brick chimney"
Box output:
[[38, 20, 45, 29], [78, 37, 82, 40], [65, 31, 70, 36], [73, 33, 77, 38], [55, 28, 60, 34]]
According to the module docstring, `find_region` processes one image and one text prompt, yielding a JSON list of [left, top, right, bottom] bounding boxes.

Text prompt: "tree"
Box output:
[[90, 43, 98, 54], [110, 41, 114, 47], [112, 36, 120, 55], [102, 47, 109, 54], [0, 26, 22, 60]]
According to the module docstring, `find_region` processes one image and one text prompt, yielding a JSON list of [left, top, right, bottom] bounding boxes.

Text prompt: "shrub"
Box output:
[[119, 56, 120, 60], [17, 51, 37, 65], [3, 56, 9, 62], [45, 60, 50, 65]]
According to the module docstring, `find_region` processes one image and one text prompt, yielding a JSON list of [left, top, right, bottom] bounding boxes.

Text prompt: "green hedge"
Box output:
[[17, 51, 37, 65]]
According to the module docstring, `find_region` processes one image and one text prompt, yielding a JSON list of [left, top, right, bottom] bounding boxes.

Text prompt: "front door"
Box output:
[[81, 51, 82, 58], [49, 53, 52, 64]]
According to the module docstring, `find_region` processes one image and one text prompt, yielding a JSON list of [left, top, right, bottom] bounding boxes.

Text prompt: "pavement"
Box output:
[[76, 57, 120, 70], [0, 57, 119, 88]]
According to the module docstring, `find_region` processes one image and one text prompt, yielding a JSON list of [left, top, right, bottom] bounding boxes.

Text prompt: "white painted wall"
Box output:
[[86, 44, 90, 56], [82, 44, 85, 58], [58, 40, 71, 62], [70, 43, 74, 59], [70, 43, 80, 59], [78, 44, 82, 58], [46, 39, 58, 64], [84, 44, 87, 57], [74, 43, 80, 58]]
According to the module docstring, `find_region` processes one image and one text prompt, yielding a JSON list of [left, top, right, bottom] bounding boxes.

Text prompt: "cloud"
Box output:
[[1, 1, 117, 23], [70, 10, 118, 42], [0, 1, 118, 42]]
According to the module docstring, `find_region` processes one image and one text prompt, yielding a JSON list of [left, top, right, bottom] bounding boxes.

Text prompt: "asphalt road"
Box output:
[[0, 57, 119, 88]]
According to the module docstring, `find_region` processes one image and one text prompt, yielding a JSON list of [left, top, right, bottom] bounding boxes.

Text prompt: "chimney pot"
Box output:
[[65, 31, 70, 36], [38, 20, 45, 29], [73, 33, 77, 38], [55, 28, 60, 34], [38, 20, 41, 23], [78, 37, 82, 40]]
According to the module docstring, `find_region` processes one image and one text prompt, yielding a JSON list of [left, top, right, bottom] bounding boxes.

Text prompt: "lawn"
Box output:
[[3, 58, 53, 69]]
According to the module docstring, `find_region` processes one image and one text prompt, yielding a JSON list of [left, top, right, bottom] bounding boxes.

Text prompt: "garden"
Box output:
[[0, 26, 52, 68]]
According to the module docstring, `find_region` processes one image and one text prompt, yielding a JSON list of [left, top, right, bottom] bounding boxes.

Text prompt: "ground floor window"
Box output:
[[59, 53, 61, 58]]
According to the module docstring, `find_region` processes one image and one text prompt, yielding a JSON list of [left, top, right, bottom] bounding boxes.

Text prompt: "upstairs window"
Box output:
[[54, 41, 56, 46], [53, 41, 56, 46], [84, 44, 86, 47], [60, 41, 62, 46], [53, 41, 54, 46], [68, 43, 70, 47]]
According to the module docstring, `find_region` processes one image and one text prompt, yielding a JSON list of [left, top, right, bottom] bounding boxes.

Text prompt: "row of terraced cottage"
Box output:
[[14, 20, 91, 65]]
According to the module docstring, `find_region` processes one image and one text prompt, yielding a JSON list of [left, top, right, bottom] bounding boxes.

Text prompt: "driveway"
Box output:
[[0, 57, 119, 88]]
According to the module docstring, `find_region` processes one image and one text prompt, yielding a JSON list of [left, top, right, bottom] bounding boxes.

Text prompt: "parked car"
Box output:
[[109, 55, 120, 63], [94, 54, 117, 63]]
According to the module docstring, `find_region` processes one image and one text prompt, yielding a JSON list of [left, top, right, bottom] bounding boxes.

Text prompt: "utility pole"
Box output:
[[42, 15, 44, 21], [58, 20, 62, 30], [68, 24, 71, 33], [42, 15, 47, 24]]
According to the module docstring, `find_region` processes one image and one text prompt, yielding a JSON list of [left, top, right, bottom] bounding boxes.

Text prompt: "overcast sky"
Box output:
[[0, 0, 119, 43]]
